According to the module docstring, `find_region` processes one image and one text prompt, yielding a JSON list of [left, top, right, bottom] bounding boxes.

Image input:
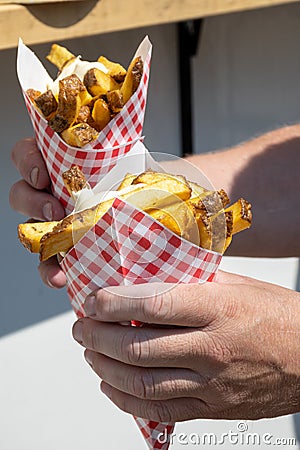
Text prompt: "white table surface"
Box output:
[[1, 302, 299, 449]]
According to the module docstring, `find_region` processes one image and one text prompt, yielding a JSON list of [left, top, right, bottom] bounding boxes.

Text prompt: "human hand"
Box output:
[[72, 271, 300, 422], [9, 137, 66, 288]]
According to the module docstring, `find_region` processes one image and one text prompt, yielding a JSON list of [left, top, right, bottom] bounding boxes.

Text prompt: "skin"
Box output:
[[10, 137, 66, 288], [74, 275, 300, 422], [9, 126, 300, 421]]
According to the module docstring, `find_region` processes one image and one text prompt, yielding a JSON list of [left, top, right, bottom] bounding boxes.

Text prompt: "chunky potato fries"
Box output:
[[18, 167, 252, 261], [26, 44, 143, 148]]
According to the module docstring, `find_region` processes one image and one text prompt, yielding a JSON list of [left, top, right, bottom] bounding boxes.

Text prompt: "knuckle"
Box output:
[[18, 148, 35, 176], [142, 292, 172, 323], [199, 333, 234, 366], [83, 321, 100, 351], [11, 138, 34, 167], [221, 292, 239, 321], [117, 396, 128, 414], [94, 291, 115, 319], [207, 377, 228, 400], [120, 330, 151, 366], [11, 141, 23, 167], [226, 390, 248, 407], [131, 369, 157, 399], [146, 400, 172, 422], [9, 181, 23, 208]]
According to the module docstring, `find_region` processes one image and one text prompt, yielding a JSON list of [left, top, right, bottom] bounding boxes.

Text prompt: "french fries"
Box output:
[[34, 90, 57, 119], [91, 98, 111, 130], [26, 44, 144, 147], [61, 123, 99, 148], [46, 44, 75, 71], [62, 165, 89, 197], [18, 220, 59, 254], [84, 68, 120, 97], [48, 76, 83, 133], [18, 168, 252, 261], [97, 56, 127, 82], [120, 56, 143, 103]]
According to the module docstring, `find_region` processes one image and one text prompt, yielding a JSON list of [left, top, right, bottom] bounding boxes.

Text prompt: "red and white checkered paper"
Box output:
[[60, 197, 222, 450], [17, 37, 152, 214]]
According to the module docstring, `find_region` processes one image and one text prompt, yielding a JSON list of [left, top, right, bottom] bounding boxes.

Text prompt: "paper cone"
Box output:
[[60, 196, 221, 449], [58, 142, 222, 449], [60, 195, 221, 450], [17, 37, 152, 214]]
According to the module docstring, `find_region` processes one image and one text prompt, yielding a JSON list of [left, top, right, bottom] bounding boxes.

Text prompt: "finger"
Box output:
[[100, 382, 211, 422], [38, 257, 67, 289], [85, 350, 204, 400], [73, 319, 212, 368], [9, 180, 65, 221], [84, 282, 222, 327], [11, 137, 50, 189]]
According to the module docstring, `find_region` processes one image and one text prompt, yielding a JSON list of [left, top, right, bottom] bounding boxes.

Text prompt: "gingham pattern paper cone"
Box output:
[[17, 37, 152, 214], [134, 418, 175, 450], [60, 197, 222, 449]]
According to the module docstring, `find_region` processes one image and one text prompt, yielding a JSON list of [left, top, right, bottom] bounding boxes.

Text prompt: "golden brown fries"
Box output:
[[131, 171, 192, 201], [46, 44, 75, 71], [84, 68, 120, 97], [34, 90, 57, 119], [38, 175, 196, 261], [106, 90, 124, 114], [225, 198, 252, 234], [62, 165, 88, 197], [26, 43, 144, 147], [97, 56, 127, 82], [18, 169, 252, 261], [120, 56, 143, 103], [116, 173, 137, 190], [48, 75, 85, 133], [18, 220, 59, 254], [61, 123, 99, 148], [91, 98, 111, 130], [26, 89, 41, 103]]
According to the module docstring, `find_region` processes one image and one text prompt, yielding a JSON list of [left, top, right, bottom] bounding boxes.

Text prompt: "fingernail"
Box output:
[[30, 166, 39, 186], [101, 383, 112, 400], [84, 295, 96, 317], [73, 320, 83, 344], [85, 350, 93, 367], [43, 202, 53, 221], [46, 277, 56, 289]]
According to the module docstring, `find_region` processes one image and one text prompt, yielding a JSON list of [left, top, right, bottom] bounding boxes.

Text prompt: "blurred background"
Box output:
[[1, 2, 300, 448]]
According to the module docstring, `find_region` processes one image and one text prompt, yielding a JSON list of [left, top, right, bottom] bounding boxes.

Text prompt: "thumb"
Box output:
[[84, 278, 231, 327]]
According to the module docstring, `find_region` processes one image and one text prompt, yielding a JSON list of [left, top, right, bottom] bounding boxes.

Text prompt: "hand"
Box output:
[[72, 271, 300, 422], [9, 137, 66, 288]]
